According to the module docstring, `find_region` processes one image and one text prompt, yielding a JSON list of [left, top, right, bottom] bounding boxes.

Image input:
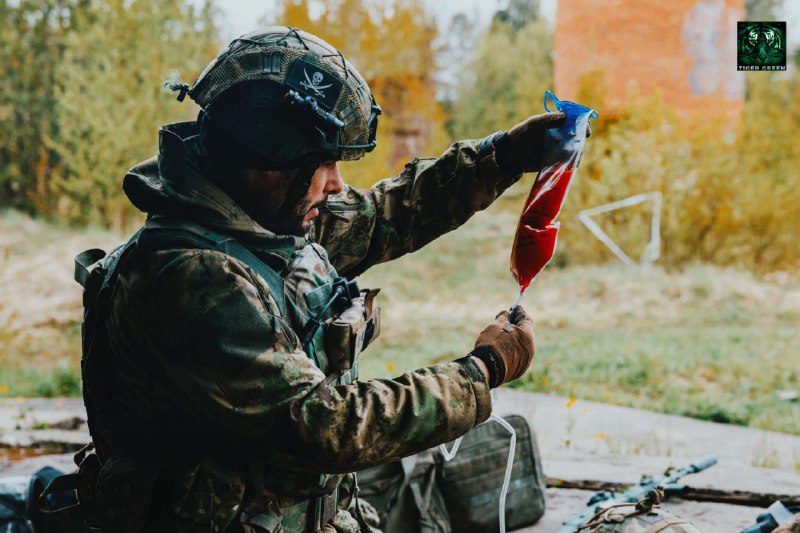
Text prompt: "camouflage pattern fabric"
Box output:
[[575, 505, 703, 533], [576, 489, 703, 533], [95, 120, 521, 531]]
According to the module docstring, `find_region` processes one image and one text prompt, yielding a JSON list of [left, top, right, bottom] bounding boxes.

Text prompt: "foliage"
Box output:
[[270, 0, 448, 187], [50, 0, 219, 228], [745, 0, 782, 20], [0, 0, 70, 215], [0, 0, 219, 228], [448, 6, 552, 140], [735, 73, 800, 270], [550, 69, 800, 273]]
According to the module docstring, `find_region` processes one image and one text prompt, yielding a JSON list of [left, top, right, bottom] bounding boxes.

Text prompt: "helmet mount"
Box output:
[[169, 26, 380, 165]]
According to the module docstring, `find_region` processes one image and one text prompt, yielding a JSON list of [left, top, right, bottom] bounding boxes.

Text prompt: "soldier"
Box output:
[[78, 27, 566, 532]]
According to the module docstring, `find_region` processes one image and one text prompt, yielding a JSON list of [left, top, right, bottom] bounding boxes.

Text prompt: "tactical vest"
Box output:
[[58, 217, 381, 532]]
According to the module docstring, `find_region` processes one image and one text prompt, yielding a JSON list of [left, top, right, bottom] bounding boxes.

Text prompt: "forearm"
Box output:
[[315, 137, 521, 277], [286, 360, 492, 473]]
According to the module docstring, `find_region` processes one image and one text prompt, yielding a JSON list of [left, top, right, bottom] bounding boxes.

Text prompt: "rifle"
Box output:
[[558, 455, 717, 533]]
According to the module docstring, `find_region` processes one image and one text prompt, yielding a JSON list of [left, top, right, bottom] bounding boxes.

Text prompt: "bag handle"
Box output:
[[36, 473, 89, 520]]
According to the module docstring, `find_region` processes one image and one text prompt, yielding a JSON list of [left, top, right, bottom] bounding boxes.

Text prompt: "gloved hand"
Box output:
[[493, 112, 566, 175], [470, 306, 535, 387]]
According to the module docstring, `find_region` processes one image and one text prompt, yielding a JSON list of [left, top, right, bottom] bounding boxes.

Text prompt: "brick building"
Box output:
[[554, 0, 745, 123]]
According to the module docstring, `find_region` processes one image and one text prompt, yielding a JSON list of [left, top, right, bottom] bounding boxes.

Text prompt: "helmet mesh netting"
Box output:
[[188, 27, 373, 161]]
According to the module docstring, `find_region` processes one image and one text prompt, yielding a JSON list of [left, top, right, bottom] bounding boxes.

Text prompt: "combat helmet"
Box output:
[[167, 26, 381, 170]]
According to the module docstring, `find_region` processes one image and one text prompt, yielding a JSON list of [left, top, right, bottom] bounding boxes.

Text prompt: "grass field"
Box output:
[[1, 196, 799, 435]]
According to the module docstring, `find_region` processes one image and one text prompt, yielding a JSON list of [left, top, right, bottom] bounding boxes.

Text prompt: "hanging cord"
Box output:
[[439, 391, 517, 533], [491, 413, 517, 533]]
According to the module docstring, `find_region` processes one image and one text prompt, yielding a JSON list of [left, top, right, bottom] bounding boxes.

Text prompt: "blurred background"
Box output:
[[1, 0, 799, 448]]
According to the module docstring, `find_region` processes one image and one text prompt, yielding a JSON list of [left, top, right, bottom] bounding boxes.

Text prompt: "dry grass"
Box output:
[[0, 210, 122, 395], [355, 193, 800, 435], [2, 204, 799, 433]]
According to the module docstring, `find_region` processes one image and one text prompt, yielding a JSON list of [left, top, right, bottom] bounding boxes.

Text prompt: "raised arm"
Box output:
[[313, 110, 568, 278], [312, 137, 520, 277]]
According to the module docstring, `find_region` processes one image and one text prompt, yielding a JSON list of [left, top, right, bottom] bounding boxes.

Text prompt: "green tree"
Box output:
[[436, 13, 477, 104], [0, 0, 72, 215], [745, 0, 782, 20], [50, 0, 219, 228], [494, 0, 541, 30], [449, 1, 552, 140]]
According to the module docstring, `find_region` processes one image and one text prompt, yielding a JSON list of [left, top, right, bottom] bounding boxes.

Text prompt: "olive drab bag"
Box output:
[[357, 414, 546, 533], [439, 414, 545, 531], [356, 449, 451, 533]]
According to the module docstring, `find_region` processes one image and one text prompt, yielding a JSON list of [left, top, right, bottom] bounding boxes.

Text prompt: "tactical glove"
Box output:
[[493, 112, 566, 175], [471, 307, 535, 387]]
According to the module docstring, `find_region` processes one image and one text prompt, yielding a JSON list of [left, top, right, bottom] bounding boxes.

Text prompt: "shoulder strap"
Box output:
[[139, 218, 287, 317]]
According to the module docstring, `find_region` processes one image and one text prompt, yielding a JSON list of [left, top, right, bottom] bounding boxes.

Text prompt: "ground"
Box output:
[[1, 392, 797, 532]]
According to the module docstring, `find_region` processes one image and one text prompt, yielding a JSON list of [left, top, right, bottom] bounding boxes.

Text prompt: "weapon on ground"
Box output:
[[740, 500, 800, 533], [557, 455, 718, 533]]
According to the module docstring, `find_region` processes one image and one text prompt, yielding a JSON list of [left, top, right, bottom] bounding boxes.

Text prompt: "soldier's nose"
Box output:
[[325, 162, 344, 195]]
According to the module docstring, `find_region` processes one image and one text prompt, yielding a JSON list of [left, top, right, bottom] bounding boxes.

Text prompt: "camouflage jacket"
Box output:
[[95, 121, 521, 532]]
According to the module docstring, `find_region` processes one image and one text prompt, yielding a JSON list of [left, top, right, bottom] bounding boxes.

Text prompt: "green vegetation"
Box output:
[[0, 368, 83, 398], [2, 187, 799, 434], [0, 0, 218, 229], [352, 192, 800, 435]]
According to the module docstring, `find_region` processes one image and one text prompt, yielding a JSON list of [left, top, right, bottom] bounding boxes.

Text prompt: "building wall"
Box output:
[[554, 0, 745, 122]]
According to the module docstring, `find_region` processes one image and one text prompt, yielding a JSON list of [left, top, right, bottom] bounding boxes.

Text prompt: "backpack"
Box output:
[[39, 219, 288, 529], [0, 466, 87, 533], [357, 414, 546, 533], [439, 414, 546, 532], [356, 449, 451, 533]]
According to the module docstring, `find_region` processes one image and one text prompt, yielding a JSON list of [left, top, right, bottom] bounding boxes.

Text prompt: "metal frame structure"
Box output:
[[577, 191, 662, 266]]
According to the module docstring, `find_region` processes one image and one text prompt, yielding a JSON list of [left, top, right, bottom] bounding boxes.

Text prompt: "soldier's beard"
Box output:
[[241, 198, 310, 237], [270, 198, 318, 236]]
